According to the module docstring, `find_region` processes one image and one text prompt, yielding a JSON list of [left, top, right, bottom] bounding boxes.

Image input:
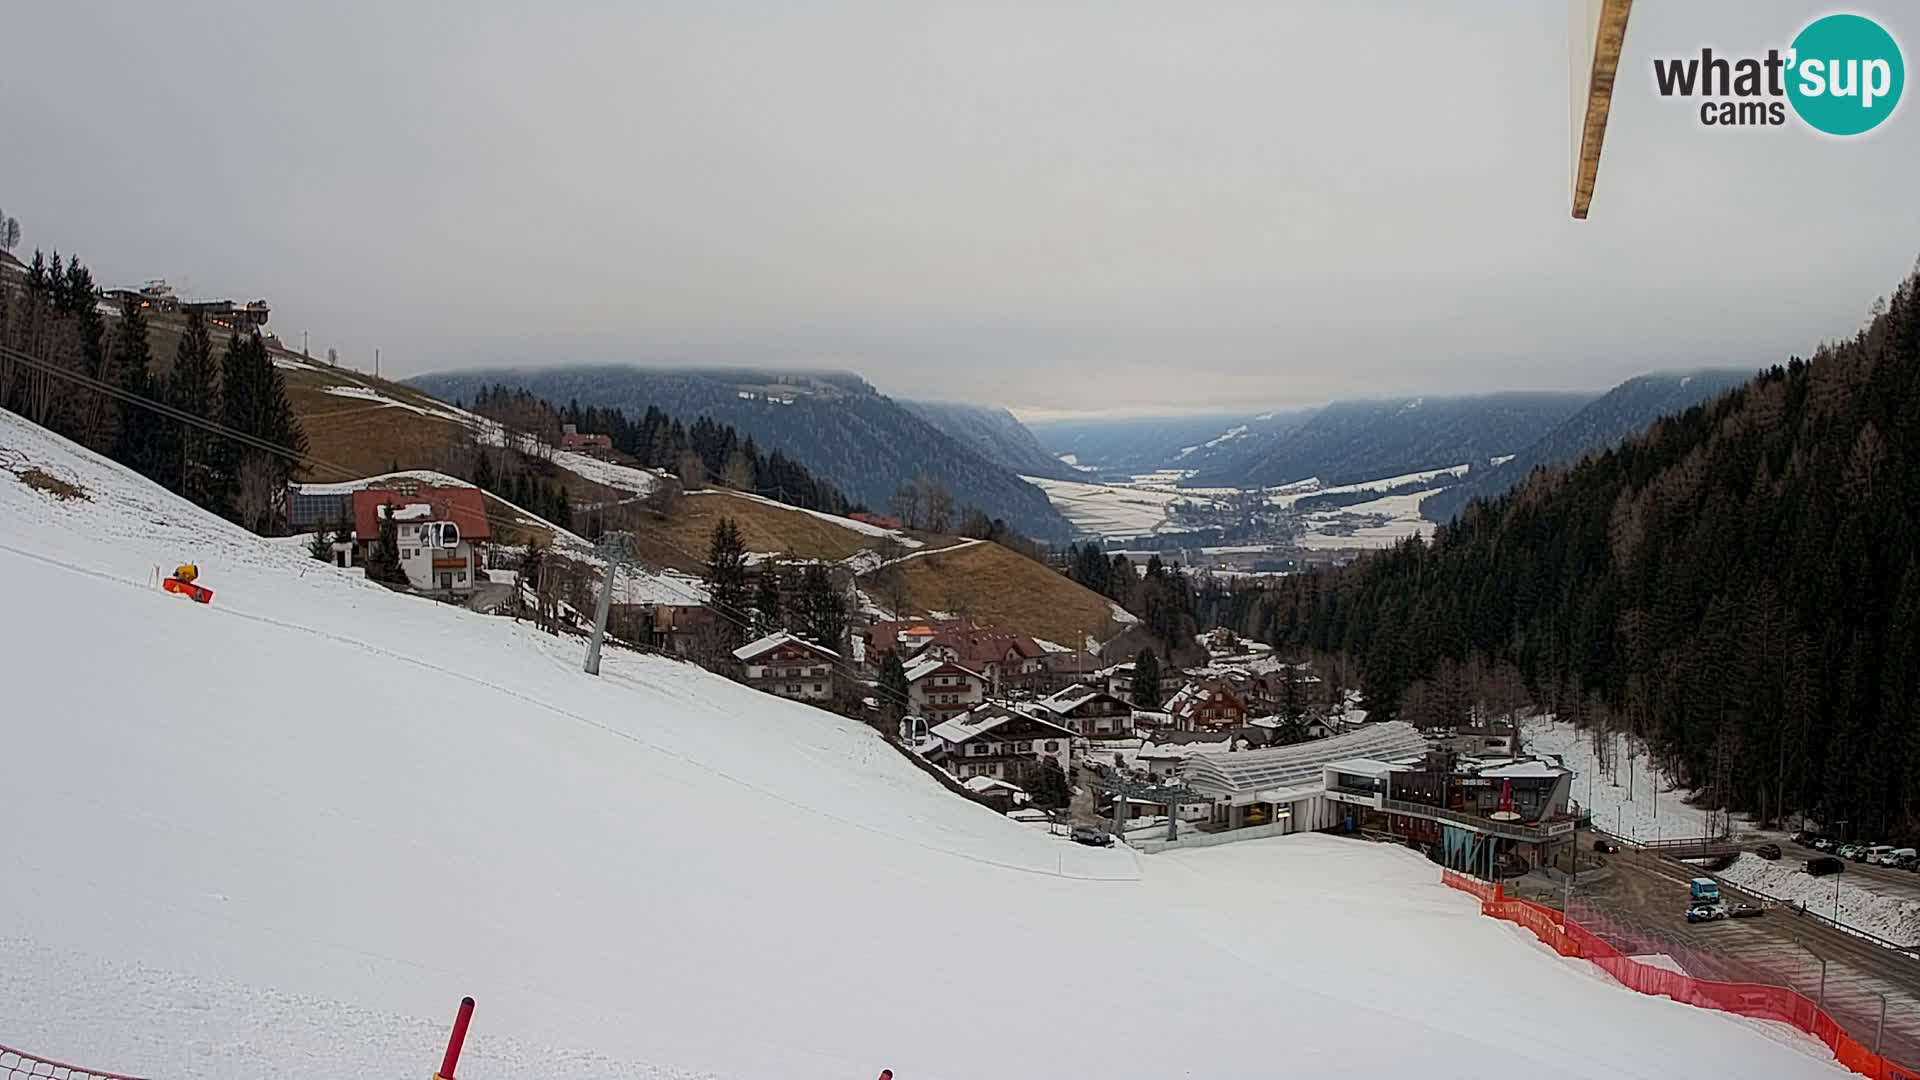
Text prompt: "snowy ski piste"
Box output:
[[0, 411, 1846, 1078]]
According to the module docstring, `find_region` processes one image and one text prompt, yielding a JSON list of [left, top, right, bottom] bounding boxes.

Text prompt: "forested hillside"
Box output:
[[1226, 264, 1920, 837], [1420, 370, 1751, 524], [899, 399, 1076, 480], [1193, 393, 1590, 489], [410, 366, 1070, 540]]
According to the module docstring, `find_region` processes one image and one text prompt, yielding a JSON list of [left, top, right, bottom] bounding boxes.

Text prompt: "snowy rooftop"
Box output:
[[1324, 757, 1398, 779], [1477, 759, 1568, 780], [1182, 722, 1428, 798], [962, 775, 1027, 796], [929, 704, 1073, 745], [904, 655, 982, 683], [731, 630, 840, 662]]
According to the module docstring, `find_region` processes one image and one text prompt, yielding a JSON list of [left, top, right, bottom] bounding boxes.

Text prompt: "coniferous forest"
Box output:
[[465, 383, 852, 516], [1218, 262, 1920, 837], [1, 251, 307, 533]]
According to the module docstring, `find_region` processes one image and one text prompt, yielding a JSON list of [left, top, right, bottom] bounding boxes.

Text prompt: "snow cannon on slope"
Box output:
[[161, 562, 214, 604]]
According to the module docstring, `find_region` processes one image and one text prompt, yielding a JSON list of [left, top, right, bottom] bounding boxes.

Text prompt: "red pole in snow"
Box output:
[[436, 996, 475, 1080]]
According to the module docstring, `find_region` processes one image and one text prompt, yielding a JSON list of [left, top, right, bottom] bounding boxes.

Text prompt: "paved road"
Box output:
[[1573, 847, 1920, 1067]]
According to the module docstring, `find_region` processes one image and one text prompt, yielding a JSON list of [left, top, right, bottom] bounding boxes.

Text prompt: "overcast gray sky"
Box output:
[[3, 2, 1914, 416]]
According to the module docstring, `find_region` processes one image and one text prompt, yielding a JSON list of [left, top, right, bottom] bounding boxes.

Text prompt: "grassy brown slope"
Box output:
[[622, 489, 957, 574], [879, 540, 1124, 648], [272, 357, 1115, 643]]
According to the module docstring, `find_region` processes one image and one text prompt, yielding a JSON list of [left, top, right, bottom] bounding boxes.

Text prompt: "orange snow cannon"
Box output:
[[163, 563, 214, 604]]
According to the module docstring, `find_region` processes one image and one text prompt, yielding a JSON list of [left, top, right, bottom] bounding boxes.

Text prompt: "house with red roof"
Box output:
[[351, 485, 491, 593]]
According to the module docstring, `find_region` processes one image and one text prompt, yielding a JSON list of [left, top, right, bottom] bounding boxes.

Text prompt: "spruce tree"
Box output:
[[364, 510, 410, 586], [798, 562, 847, 652], [108, 296, 167, 485], [168, 312, 221, 511], [754, 558, 785, 636], [704, 516, 750, 649], [878, 652, 911, 726], [1131, 648, 1161, 709]]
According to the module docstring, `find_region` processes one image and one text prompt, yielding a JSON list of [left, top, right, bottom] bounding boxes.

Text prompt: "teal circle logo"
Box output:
[[1786, 14, 1904, 135]]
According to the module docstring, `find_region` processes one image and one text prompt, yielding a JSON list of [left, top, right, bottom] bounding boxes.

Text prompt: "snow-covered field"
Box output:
[[0, 412, 1847, 1079], [1026, 465, 1469, 546], [1020, 474, 1196, 536], [1523, 715, 1720, 843], [1717, 854, 1920, 945], [1294, 488, 1442, 550]]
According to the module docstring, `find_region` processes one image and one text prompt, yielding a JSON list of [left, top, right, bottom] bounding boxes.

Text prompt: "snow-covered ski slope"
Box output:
[[0, 411, 1843, 1079]]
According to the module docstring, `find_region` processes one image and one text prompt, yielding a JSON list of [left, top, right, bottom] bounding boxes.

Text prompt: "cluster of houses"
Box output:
[[276, 472, 1577, 867], [725, 614, 1577, 867]]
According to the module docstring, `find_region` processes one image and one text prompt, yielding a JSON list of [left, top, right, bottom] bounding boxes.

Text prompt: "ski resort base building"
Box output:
[[1169, 721, 1431, 843], [1323, 756, 1578, 873]]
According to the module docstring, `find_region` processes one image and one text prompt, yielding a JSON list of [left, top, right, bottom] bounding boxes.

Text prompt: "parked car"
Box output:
[[1070, 824, 1114, 848], [1594, 838, 1620, 854], [1893, 852, 1919, 871], [1813, 837, 1835, 852], [1755, 843, 1781, 861], [1686, 904, 1729, 923], [1807, 856, 1845, 876], [1728, 902, 1764, 919], [1837, 844, 1860, 860], [1882, 847, 1917, 867]]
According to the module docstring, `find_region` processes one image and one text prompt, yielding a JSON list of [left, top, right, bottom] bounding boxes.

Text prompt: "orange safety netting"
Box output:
[[1, 1044, 149, 1080], [1440, 871, 1919, 1080]]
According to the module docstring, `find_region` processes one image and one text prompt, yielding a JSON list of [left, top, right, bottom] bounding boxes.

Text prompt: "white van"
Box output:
[[1879, 846, 1916, 867], [1862, 844, 1896, 865]]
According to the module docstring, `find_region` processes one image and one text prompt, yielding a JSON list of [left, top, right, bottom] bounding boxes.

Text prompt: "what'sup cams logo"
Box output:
[[1653, 13, 1904, 134]]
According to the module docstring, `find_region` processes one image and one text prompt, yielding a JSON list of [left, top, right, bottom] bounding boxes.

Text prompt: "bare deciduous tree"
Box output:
[[921, 475, 954, 534]]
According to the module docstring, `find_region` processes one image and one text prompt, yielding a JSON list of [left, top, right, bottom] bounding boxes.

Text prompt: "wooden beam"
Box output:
[[1571, 0, 1634, 220]]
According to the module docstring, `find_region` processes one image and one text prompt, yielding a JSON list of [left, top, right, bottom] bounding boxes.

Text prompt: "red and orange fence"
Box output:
[[1442, 870, 1919, 1080]]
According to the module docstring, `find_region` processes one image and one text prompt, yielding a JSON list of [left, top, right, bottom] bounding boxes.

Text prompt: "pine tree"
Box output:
[[797, 563, 847, 652], [1020, 757, 1073, 810], [704, 516, 750, 650], [108, 296, 168, 485], [363, 509, 410, 586], [473, 449, 496, 492], [309, 526, 335, 561], [1131, 648, 1162, 709], [754, 559, 784, 636], [168, 312, 221, 511], [878, 652, 911, 726]]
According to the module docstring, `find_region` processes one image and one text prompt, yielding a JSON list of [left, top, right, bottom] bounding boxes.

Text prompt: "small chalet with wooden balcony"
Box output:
[[1165, 681, 1248, 732], [904, 655, 988, 724], [1033, 684, 1135, 738], [733, 632, 840, 703], [927, 703, 1075, 783]]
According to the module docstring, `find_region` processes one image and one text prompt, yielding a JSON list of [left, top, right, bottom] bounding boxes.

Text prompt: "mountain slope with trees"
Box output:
[[899, 399, 1077, 480], [1190, 392, 1592, 488], [1420, 370, 1752, 524], [1233, 264, 1920, 838], [408, 366, 1071, 540]]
